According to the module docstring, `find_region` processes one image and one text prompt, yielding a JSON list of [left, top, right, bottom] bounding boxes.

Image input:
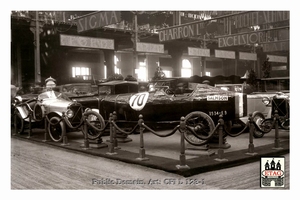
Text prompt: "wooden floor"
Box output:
[[11, 137, 290, 190]]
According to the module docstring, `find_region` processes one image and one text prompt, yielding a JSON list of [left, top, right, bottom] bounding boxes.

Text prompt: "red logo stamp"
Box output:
[[261, 157, 285, 187]]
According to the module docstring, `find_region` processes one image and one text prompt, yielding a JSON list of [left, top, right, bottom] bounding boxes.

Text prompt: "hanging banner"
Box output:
[[262, 41, 289, 52], [75, 11, 121, 33], [136, 42, 164, 53], [215, 50, 235, 59], [267, 55, 287, 63], [239, 52, 257, 61], [60, 34, 114, 50], [188, 47, 210, 57]]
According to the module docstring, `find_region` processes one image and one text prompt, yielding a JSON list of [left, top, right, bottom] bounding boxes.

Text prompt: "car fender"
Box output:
[[48, 111, 63, 118], [16, 106, 30, 119], [91, 108, 100, 113]]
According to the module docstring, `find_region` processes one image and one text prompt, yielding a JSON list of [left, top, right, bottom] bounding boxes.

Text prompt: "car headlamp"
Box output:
[[14, 96, 22, 103], [84, 108, 91, 113], [262, 97, 270, 105], [66, 109, 74, 118]]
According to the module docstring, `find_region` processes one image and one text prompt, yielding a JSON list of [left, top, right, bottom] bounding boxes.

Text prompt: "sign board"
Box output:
[[262, 41, 289, 52], [158, 22, 206, 42], [136, 42, 164, 53], [215, 50, 235, 59], [272, 66, 287, 71], [60, 34, 114, 50], [218, 31, 266, 48], [188, 47, 210, 57], [239, 52, 257, 61], [158, 11, 289, 42], [267, 55, 287, 63], [75, 11, 121, 33], [226, 11, 289, 31]]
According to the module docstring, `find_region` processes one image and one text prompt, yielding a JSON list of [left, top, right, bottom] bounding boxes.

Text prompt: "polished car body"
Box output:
[[99, 83, 246, 125], [252, 92, 290, 138], [54, 83, 98, 99], [97, 83, 247, 145], [73, 80, 139, 110], [14, 90, 83, 130], [216, 77, 289, 119], [12, 89, 105, 142]]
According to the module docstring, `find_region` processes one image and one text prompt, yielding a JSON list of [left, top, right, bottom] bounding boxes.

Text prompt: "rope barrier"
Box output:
[[111, 121, 139, 135], [142, 123, 180, 137], [81, 115, 90, 150], [176, 117, 190, 169], [107, 113, 117, 155], [224, 121, 250, 137], [246, 113, 257, 155], [136, 115, 149, 161]]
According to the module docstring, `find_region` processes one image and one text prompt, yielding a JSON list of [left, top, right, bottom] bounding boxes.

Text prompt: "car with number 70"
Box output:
[[95, 83, 247, 145]]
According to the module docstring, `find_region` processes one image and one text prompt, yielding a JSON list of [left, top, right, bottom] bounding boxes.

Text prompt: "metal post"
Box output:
[[176, 117, 190, 169], [215, 115, 228, 162], [34, 11, 41, 84], [81, 115, 90, 150], [136, 115, 149, 161], [106, 113, 117, 155], [13, 111, 17, 136], [112, 111, 120, 150], [273, 110, 283, 150], [246, 113, 257, 155], [134, 13, 139, 77], [27, 113, 32, 138], [42, 117, 50, 142], [61, 120, 69, 146]]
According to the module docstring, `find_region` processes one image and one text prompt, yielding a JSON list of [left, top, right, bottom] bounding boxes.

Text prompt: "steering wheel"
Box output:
[[165, 88, 176, 97]]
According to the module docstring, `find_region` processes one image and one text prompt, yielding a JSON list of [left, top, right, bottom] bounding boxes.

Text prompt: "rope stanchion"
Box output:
[[246, 113, 257, 156], [176, 117, 190, 170], [273, 110, 283, 150], [214, 115, 228, 162], [13, 111, 18, 136], [80, 115, 91, 150], [106, 113, 117, 155], [61, 120, 69, 146], [136, 115, 149, 161], [27, 113, 32, 138], [42, 117, 51, 142], [113, 112, 120, 150]]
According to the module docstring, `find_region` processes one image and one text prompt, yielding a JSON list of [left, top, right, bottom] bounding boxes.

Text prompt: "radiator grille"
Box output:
[[68, 104, 83, 125]]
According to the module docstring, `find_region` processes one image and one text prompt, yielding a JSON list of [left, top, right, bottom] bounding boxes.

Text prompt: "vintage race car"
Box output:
[[97, 83, 247, 145], [73, 80, 139, 111], [252, 92, 290, 138], [53, 83, 98, 99], [12, 90, 103, 142]]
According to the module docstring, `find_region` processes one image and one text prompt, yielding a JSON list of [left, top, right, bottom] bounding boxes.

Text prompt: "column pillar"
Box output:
[[103, 50, 115, 78], [202, 57, 206, 76], [169, 47, 183, 77]]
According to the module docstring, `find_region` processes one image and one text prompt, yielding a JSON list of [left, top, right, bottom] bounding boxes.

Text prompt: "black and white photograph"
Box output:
[[4, 0, 298, 198]]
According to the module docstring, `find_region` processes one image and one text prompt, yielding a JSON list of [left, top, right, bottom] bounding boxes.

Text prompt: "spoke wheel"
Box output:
[[33, 103, 45, 121], [84, 111, 105, 140], [252, 111, 268, 138], [183, 111, 215, 146], [48, 116, 65, 142], [280, 118, 289, 130]]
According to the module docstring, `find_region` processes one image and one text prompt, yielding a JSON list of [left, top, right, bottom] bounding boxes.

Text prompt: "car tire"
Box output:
[[33, 103, 45, 121], [84, 111, 105, 140], [14, 110, 24, 134], [183, 111, 215, 146], [252, 111, 267, 138], [48, 116, 65, 142]]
